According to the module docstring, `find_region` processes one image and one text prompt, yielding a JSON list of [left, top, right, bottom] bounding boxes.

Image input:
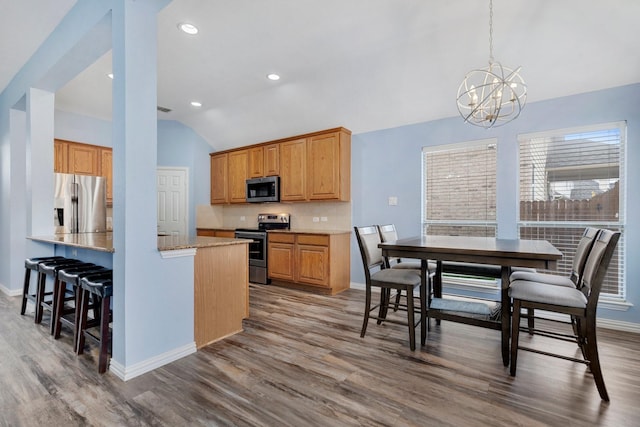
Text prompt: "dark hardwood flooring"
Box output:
[[1, 284, 639, 426]]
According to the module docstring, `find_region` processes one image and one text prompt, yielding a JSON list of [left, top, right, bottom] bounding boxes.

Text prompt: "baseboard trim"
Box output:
[[0, 283, 22, 297], [109, 342, 197, 381]]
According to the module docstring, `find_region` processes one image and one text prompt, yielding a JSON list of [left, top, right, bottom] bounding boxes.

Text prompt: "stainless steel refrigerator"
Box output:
[[54, 173, 107, 233]]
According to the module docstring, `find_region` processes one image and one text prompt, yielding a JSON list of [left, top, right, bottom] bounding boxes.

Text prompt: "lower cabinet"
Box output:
[[196, 229, 236, 238], [268, 231, 350, 294]]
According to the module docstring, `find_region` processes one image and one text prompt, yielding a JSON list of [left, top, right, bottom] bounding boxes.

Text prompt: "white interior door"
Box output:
[[157, 167, 188, 236]]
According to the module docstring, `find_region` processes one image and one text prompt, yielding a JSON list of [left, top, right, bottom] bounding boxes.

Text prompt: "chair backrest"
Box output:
[[579, 229, 620, 312], [378, 224, 400, 267], [569, 227, 600, 285], [354, 226, 384, 282]]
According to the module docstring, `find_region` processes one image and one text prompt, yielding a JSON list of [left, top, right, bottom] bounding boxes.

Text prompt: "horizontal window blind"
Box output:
[[518, 122, 626, 299]]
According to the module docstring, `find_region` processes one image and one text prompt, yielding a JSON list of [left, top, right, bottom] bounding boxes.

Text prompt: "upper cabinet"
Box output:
[[54, 139, 113, 205], [228, 150, 248, 203], [210, 153, 228, 204], [209, 127, 351, 205]]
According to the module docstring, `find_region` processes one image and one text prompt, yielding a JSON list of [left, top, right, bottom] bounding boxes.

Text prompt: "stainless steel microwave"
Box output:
[[246, 176, 280, 203]]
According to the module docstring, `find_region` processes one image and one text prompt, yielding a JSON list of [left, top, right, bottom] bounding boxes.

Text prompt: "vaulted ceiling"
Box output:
[[3, 0, 640, 150]]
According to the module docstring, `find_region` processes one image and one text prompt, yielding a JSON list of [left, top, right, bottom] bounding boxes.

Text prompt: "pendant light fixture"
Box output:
[[456, 0, 527, 128]]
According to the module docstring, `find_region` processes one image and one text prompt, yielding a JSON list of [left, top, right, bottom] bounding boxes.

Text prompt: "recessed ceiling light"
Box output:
[[178, 22, 199, 35], [267, 73, 280, 81], [190, 101, 202, 107], [107, 73, 114, 79]]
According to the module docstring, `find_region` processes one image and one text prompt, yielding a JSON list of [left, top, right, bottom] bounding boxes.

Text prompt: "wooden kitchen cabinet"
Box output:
[[99, 148, 113, 204], [307, 130, 350, 201], [248, 147, 264, 178], [196, 229, 236, 238], [268, 231, 350, 294], [280, 139, 307, 201], [68, 142, 100, 175], [228, 150, 248, 203], [54, 140, 68, 173], [210, 153, 229, 204], [263, 143, 280, 176]]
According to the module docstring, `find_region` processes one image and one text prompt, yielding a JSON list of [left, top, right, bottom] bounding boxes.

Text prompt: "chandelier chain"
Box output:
[[489, 0, 494, 64]]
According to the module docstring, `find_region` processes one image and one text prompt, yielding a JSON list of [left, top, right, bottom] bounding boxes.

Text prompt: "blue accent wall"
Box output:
[[351, 83, 640, 325]]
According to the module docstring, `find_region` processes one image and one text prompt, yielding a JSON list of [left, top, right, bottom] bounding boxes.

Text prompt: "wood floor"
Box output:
[[1, 284, 639, 426]]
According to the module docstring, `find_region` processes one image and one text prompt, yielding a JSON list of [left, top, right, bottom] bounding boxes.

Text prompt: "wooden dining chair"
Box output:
[[510, 227, 600, 333], [354, 226, 426, 350], [509, 229, 620, 401]]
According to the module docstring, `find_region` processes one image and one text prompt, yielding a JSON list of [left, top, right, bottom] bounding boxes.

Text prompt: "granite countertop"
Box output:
[[29, 232, 115, 253], [157, 235, 250, 251], [29, 233, 251, 253]]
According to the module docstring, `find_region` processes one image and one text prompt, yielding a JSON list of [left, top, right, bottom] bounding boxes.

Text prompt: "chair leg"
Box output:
[[510, 300, 522, 376], [76, 289, 90, 354], [50, 279, 67, 335], [584, 317, 609, 401], [406, 286, 416, 351], [527, 308, 535, 335], [35, 273, 47, 324], [21, 268, 32, 315], [98, 295, 111, 374], [393, 290, 402, 312], [377, 289, 390, 324], [360, 286, 371, 338], [420, 277, 427, 346]]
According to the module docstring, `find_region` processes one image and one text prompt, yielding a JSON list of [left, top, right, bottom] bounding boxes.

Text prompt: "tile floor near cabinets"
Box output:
[[1, 284, 639, 426]]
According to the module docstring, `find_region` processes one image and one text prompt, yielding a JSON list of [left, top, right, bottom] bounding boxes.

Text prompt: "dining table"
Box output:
[[379, 235, 563, 366]]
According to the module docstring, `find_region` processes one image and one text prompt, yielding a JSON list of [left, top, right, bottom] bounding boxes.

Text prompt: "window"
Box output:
[[423, 139, 498, 290], [422, 139, 498, 237], [518, 122, 625, 300]]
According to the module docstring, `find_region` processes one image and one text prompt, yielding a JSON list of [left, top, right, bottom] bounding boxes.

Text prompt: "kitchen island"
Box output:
[[28, 233, 251, 349]]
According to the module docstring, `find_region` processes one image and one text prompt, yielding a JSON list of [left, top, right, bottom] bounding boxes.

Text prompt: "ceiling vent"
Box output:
[[157, 106, 172, 113]]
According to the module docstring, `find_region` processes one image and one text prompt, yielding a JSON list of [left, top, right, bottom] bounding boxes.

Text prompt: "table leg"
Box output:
[[501, 266, 511, 366], [420, 259, 427, 346], [435, 261, 443, 326]]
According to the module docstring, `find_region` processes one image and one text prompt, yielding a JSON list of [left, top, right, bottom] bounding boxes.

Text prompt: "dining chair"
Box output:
[[354, 226, 426, 350], [510, 227, 600, 332], [508, 229, 620, 401]]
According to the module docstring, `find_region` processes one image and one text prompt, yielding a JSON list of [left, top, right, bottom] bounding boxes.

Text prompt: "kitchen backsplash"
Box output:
[[196, 202, 351, 231]]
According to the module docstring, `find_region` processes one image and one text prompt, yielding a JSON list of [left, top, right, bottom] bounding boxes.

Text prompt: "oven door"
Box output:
[[234, 230, 267, 268]]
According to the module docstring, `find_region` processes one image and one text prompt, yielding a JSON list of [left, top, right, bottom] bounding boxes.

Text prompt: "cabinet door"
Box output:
[[99, 148, 113, 204], [268, 243, 295, 281], [264, 143, 280, 176], [248, 147, 264, 178], [210, 153, 229, 204], [280, 139, 307, 201], [307, 132, 341, 200], [54, 140, 68, 173], [68, 143, 100, 175], [228, 150, 248, 203], [296, 244, 330, 287]]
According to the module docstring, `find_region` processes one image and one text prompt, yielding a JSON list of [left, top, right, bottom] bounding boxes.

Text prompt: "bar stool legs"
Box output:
[[77, 273, 113, 373]]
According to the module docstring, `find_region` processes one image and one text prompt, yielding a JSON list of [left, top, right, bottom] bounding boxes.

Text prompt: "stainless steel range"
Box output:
[[235, 213, 291, 284]]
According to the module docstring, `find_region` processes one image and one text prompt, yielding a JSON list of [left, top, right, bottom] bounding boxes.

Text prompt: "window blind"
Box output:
[[518, 122, 626, 298]]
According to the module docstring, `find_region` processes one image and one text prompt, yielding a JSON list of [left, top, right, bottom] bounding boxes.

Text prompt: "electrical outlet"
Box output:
[[240, 216, 246, 221], [388, 196, 398, 206], [320, 216, 328, 222], [71, 248, 77, 257], [312, 216, 320, 222]]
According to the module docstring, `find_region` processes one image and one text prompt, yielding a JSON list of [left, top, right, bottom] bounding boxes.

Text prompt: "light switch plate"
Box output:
[[321, 216, 328, 222], [312, 217, 320, 222]]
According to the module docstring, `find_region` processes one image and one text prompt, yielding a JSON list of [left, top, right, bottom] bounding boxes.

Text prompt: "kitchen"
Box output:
[[1, 1, 640, 424]]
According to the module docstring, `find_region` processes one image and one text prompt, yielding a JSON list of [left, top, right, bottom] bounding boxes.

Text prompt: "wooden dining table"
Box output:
[[379, 235, 562, 366]]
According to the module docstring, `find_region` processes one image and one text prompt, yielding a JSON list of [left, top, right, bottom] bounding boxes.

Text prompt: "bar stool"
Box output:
[[21, 256, 65, 316], [53, 264, 109, 344], [77, 272, 113, 373], [35, 258, 84, 325]]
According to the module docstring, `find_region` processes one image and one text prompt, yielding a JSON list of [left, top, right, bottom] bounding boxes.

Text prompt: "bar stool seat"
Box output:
[[53, 264, 109, 343], [21, 256, 65, 316], [78, 272, 113, 373], [35, 259, 84, 326]]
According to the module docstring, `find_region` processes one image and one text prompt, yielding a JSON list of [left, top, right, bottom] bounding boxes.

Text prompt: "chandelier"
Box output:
[[456, 0, 527, 128]]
